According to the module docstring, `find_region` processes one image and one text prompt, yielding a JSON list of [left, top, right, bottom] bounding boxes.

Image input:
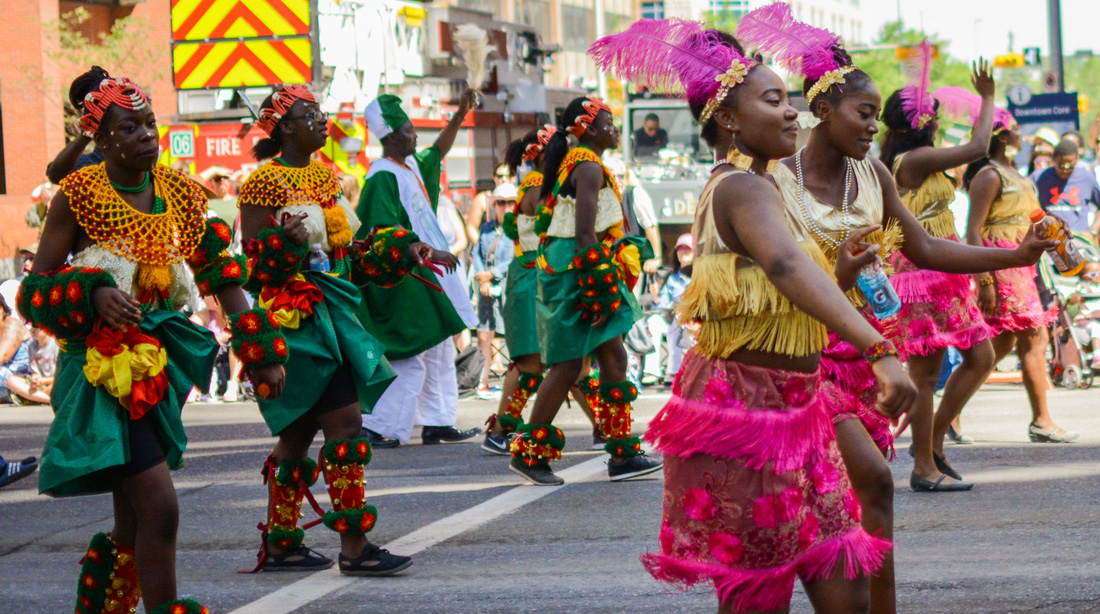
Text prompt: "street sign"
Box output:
[[1023, 47, 1041, 66], [1008, 84, 1032, 107], [169, 130, 195, 158], [1007, 92, 1079, 130], [994, 53, 1025, 67]]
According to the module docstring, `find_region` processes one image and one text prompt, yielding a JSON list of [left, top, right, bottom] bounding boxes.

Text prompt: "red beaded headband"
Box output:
[[79, 77, 151, 137], [523, 125, 557, 162], [256, 84, 317, 136], [566, 97, 612, 138]]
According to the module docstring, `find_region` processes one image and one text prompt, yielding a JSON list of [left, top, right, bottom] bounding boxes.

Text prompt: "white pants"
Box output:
[[361, 340, 458, 443]]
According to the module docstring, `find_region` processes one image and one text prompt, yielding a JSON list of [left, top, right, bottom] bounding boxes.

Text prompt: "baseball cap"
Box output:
[[19, 243, 38, 256], [675, 234, 694, 251], [491, 182, 519, 202]]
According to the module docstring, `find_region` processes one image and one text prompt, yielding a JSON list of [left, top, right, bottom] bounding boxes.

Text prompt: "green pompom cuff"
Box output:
[[228, 307, 289, 367], [18, 266, 116, 340], [599, 380, 639, 403], [498, 413, 524, 433], [148, 598, 209, 614], [323, 505, 379, 535], [266, 527, 305, 550], [245, 225, 309, 293], [322, 437, 373, 466], [352, 226, 421, 288], [274, 457, 320, 487], [573, 242, 623, 320], [604, 435, 643, 458]]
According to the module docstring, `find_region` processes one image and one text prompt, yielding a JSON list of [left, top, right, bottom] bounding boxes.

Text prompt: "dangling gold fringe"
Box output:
[[982, 224, 1028, 245], [136, 263, 172, 296], [918, 211, 959, 239], [678, 240, 832, 358]]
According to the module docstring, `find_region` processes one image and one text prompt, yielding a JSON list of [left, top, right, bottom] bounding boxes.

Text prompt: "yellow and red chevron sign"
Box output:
[[171, 0, 314, 90], [172, 0, 310, 40]]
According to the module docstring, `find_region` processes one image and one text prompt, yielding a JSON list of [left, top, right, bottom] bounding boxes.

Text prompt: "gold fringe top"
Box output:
[[980, 162, 1039, 244], [678, 169, 830, 359], [773, 158, 904, 307], [892, 152, 959, 239]]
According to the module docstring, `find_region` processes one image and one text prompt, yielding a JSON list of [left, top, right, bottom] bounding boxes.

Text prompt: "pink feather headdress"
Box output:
[[900, 39, 936, 130], [588, 18, 757, 125], [933, 86, 1015, 133], [736, 2, 854, 104]]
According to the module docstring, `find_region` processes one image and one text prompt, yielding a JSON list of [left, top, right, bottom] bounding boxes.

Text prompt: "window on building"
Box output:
[[453, 0, 502, 13], [562, 4, 596, 51], [641, 1, 665, 20], [708, 0, 750, 17], [517, 0, 551, 40], [605, 12, 632, 33]]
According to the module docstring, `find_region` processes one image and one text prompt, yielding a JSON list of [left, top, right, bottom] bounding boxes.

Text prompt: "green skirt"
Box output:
[[504, 253, 540, 359], [536, 237, 639, 366], [41, 310, 218, 498], [258, 272, 396, 435]]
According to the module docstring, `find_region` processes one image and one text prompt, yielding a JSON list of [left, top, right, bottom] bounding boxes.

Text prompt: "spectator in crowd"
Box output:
[[1031, 138, 1100, 243], [465, 163, 515, 245], [0, 454, 37, 489], [656, 234, 694, 382], [632, 112, 668, 158], [27, 181, 56, 229], [1028, 148, 1054, 175], [0, 297, 31, 404], [200, 165, 236, 201], [44, 132, 104, 184], [1033, 127, 1060, 157], [436, 184, 471, 352], [337, 172, 361, 205], [471, 183, 517, 400], [4, 327, 57, 405], [1066, 292, 1100, 370]]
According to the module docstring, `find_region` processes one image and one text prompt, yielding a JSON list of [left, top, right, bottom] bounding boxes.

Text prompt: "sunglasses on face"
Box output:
[[1058, 163, 1075, 170], [495, 173, 510, 179], [284, 110, 328, 123]]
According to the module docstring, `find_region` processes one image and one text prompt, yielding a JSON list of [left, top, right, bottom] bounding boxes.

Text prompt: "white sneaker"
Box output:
[[187, 388, 200, 403], [223, 383, 239, 402]]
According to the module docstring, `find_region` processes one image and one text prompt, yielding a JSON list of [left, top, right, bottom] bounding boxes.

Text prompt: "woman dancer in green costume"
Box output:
[[21, 67, 283, 614], [237, 84, 455, 575]]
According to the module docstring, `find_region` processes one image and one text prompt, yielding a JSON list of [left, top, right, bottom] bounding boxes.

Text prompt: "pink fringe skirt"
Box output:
[[819, 332, 895, 458], [643, 352, 891, 612], [890, 239, 994, 358], [983, 238, 1058, 335]]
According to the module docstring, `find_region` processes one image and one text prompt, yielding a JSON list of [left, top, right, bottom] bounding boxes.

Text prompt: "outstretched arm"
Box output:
[[880, 159, 1053, 272], [894, 60, 997, 188], [432, 89, 478, 159], [45, 135, 93, 184]]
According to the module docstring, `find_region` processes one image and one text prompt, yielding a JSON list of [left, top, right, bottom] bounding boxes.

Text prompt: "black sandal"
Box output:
[[262, 545, 334, 571], [338, 543, 412, 577]]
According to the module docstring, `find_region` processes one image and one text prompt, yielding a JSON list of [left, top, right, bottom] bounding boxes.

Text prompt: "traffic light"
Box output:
[[994, 53, 1026, 68]]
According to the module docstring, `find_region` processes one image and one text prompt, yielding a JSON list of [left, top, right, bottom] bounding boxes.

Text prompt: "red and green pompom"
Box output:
[[604, 435, 643, 458], [18, 266, 116, 341], [266, 527, 305, 551], [323, 505, 379, 535], [322, 437, 372, 466], [193, 254, 248, 296], [516, 371, 544, 393], [244, 225, 309, 293], [572, 242, 622, 320], [509, 422, 565, 468], [148, 598, 211, 614], [352, 226, 421, 288], [228, 307, 288, 367], [274, 457, 320, 488], [599, 380, 639, 404], [502, 211, 520, 241], [186, 217, 234, 270], [74, 533, 115, 614]]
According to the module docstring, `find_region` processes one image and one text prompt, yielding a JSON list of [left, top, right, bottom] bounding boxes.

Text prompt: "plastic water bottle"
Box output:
[[857, 260, 901, 320], [308, 243, 330, 273]]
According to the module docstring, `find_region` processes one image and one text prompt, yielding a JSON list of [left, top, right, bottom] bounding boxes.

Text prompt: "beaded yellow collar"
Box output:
[[238, 160, 352, 247], [63, 163, 206, 266]]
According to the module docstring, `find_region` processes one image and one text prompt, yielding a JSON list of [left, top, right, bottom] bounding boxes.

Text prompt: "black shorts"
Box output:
[[310, 362, 358, 415], [117, 413, 167, 479]]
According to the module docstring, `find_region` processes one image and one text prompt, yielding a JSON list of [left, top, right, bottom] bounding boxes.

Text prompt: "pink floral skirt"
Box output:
[[643, 352, 891, 612], [819, 332, 894, 458], [983, 238, 1058, 335], [890, 238, 994, 358]]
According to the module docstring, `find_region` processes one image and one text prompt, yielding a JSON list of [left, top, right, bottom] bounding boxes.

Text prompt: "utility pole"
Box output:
[[595, 0, 608, 100], [1048, 0, 1064, 92]]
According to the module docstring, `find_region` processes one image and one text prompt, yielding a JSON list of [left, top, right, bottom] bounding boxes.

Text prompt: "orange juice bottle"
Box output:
[[1029, 209, 1085, 276]]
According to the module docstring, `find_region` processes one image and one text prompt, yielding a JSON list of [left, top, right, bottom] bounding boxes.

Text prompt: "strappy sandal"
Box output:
[[909, 471, 973, 492], [338, 543, 412, 577]]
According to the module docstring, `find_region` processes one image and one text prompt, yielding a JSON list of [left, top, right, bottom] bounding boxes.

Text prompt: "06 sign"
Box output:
[[169, 130, 195, 158]]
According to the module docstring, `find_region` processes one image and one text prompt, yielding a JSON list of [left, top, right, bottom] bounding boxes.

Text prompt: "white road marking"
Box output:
[[226, 455, 611, 614]]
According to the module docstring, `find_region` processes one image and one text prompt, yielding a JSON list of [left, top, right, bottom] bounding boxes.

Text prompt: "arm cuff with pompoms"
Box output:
[[244, 225, 310, 293], [350, 226, 422, 288], [228, 308, 289, 367], [572, 242, 623, 320], [18, 266, 116, 340], [187, 217, 249, 296]]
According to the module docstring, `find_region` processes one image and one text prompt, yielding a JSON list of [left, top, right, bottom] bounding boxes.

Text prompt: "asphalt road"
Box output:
[[2, 382, 1100, 613]]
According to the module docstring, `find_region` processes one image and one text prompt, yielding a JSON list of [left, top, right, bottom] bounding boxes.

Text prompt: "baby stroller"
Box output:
[[1044, 232, 1100, 389]]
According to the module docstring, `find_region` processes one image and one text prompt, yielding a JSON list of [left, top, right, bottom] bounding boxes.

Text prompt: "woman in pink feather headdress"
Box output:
[[591, 20, 917, 614], [879, 50, 1007, 503], [736, 3, 1055, 612], [961, 102, 1079, 445]]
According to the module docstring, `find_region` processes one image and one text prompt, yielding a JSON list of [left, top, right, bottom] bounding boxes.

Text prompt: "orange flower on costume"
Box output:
[[238, 342, 265, 364], [49, 286, 64, 306], [237, 312, 262, 335], [213, 222, 232, 242], [334, 442, 349, 460], [357, 441, 369, 458], [171, 604, 187, 614], [334, 518, 349, 533], [273, 337, 288, 358], [394, 229, 408, 239], [31, 290, 45, 308], [222, 260, 243, 279], [268, 233, 285, 251], [361, 513, 376, 532], [82, 574, 98, 589], [85, 547, 102, 564], [610, 388, 623, 401]]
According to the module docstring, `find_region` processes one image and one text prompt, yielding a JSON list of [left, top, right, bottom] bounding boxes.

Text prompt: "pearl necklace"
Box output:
[[795, 147, 851, 248]]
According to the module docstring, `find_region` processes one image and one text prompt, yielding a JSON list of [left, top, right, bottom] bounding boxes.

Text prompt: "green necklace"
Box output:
[[111, 172, 151, 193]]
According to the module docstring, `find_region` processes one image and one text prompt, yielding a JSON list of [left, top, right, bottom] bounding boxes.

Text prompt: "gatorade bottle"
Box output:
[[857, 259, 902, 320], [1029, 209, 1085, 276]]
